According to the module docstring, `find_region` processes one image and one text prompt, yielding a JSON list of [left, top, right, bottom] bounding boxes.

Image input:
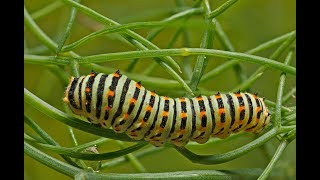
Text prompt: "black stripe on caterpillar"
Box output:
[[63, 71, 271, 147]]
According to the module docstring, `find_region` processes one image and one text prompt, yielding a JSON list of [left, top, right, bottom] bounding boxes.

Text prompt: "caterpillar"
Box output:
[[64, 71, 271, 147]]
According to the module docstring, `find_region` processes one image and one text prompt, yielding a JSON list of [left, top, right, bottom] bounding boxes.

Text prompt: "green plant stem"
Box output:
[[24, 115, 58, 145], [174, 128, 279, 164], [24, 115, 81, 168], [27, 141, 148, 161], [62, 0, 181, 74], [281, 113, 296, 125], [201, 31, 295, 82], [69, 59, 80, 77], [68, 126, 78, 146], [207, 0, 238, 19], [258, 140, 288, 180], [31, 1, 64, 20], [121, 35, 195, 95], [77, 48, 295, 75], [282, 87, 296, 104], [73, 138, 110, 152], [24, 88, 135, 142], [214, 20, 246, 83], [46, 65, 70, 85], [234, 31, 296, 91], [274, 49, 294, 129], [24, 141, 81, 177], [116, 141, 147, 173], [27, 2, 192, 96], [231, 72, 263, 92], [75, 169, 262, 179], [101, 146, 164, 169], [264, 100, 292, 113], [24, 6, 56, 51], [142, 12, 194, 75], [24, 133, 48, 144], [189, 0, 214, 95], [25, 140, 263, 179], [62, 8, 202, 52], [56, 0, 80, 54], [25, 48, 296, 75]]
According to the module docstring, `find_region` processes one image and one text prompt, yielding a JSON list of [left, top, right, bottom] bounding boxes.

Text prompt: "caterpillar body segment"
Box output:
[[64, 71, 271, 147]]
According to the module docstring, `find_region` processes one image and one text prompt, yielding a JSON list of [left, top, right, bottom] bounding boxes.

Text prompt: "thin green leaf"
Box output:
[[28, 141, 148, 161], [258, 141, 288, 180], [116, 141, 147, 173], [201, 31, 295, 82], [61, 8, 202, 52], [24, 141, 81, 177], [234, 31, 296, 91], [282, 87, 296, 104], [207, 0, 239, 19], [62, 0, 182, 73], [189, 0, 214, 95], [174, 128, 278, 164], [101, 146, 164, 169], [24, 6, 56, 51], [31, 1, 64, 20], [24, 115, 81, 168], [56, 0, 81, 54], [26, 48, 296, 75], [76, 169, 264, 179], [274, 49, 294, 129], [214, 20, 246, 83]]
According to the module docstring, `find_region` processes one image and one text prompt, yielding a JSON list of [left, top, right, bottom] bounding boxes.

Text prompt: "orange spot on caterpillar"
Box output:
[[123, 113, 129, 119], [90, 73, 95, 77], [235, 93, 242, 97], [130, 98, 137, 103], [256, 107, 262, 113], [179, 97, 185, 102], [164, 96, 169, 100], [113, 72, 120, 78], [196, 96, 203, 101], [108, 91, 115, 97], [162, 111, 169, 117], [218, 108, 225, 115], [145, 105, 153, 111], [200, 111, 206, 118], [105, 106, 112, 111], [238, 106, 245, 112], [238, 120, 244, 125], [150, 91, 156, 96], [85, 87, 91, 93], [180, 112, 187, 118], [136, 82, 142, 89], [215, 94, 221, 99]]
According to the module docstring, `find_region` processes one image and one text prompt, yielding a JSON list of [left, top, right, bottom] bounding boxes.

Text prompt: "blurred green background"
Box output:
[[24, 0, 296, 179]]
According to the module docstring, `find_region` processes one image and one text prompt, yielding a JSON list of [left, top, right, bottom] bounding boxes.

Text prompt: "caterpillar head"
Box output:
[[63, 76, 83, 116], [255, 98, 272, 133]]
